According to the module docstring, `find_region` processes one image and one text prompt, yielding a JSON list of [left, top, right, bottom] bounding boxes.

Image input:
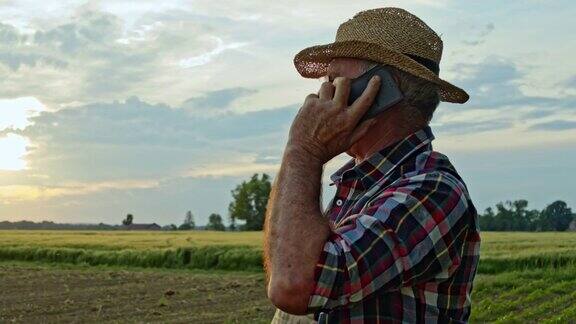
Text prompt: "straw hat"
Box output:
[[293, 7, 469, 104]]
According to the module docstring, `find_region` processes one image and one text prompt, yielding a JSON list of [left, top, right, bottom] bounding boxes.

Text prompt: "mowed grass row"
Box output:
[[0, 245, 263, 271], [1, 230, 576, 273], [470, 265, 576, 323]]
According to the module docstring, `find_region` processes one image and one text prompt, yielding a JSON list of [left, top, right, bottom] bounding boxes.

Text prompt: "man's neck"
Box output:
[[352, 116, 426, 165]]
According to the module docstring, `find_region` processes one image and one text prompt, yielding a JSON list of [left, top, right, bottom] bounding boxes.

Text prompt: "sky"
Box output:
[[0, 0, 575, 226]]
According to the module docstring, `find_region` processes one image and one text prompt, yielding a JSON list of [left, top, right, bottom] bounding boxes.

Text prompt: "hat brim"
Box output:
[[294, 40, 469, 104]]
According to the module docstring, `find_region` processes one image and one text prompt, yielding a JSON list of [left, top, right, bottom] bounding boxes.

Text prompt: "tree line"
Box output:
[[120, 173, 272, 231], [478, 199, 575, 231], [133, 210, 226, 231], [4, 172, 573, 232], [164, 174, 576, 232], [223, 173, 576, 232]]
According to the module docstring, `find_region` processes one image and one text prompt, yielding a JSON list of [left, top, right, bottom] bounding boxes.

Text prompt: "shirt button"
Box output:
[[335, 199, 343, 206]]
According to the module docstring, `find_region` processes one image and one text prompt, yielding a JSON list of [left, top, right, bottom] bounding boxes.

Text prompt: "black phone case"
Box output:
[[347, 65, 404, 122]]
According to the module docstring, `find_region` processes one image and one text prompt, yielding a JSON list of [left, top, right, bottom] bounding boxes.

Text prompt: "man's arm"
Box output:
[[263, 144, 331, 315], [263, 75, 381, 315]]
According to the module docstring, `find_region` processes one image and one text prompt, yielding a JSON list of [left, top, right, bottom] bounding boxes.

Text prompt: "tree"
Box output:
[[508, 200, 532, 231], [525, 208, 541, 231], [162, 224, 178, 231], [479, 200, 541, 231], [539, 200, 574, 231], [206, 213, 226, 231], [229, 215, 237, 231], [228, 173, 272, 231], [229, 182, 250, 229], [479, 207, 496, 231], [478, 199, 576, 232], [122, 214, 133, 226], [179, 210, 195, 230]]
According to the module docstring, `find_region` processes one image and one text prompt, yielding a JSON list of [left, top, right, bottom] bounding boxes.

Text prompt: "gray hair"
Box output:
[[362, 60, 440, 124]]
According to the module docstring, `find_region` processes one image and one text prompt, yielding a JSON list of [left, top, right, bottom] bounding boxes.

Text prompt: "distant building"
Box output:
[[121, 223, 161, 231]]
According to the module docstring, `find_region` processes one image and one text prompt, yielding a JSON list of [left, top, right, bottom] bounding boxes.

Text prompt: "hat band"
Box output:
[[403, 53, 440, 75]]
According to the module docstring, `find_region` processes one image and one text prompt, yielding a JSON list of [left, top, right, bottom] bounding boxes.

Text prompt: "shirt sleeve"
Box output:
[[306, 171, 471, 313]]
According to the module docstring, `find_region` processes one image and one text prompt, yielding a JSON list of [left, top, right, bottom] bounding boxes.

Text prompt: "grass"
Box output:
[[478, 232, 576, 259], [0, 230, 263, 250], [470, 265, 576, 322], [3, 230, 575, 254], [2, 230, 576, 274], [0, 244, 263, 271]]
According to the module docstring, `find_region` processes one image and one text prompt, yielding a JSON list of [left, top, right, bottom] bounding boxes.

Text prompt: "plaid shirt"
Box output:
[[274, 125, 481, 323]]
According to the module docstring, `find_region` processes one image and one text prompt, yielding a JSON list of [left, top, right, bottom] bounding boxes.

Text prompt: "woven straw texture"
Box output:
[[293, 7, 469, 104]]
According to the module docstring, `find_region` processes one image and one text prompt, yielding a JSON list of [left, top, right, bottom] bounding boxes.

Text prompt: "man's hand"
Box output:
[[287, 75, 382, 164]]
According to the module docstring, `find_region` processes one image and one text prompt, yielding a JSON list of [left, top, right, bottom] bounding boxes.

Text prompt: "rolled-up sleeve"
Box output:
[[307, 171, 471, 313]]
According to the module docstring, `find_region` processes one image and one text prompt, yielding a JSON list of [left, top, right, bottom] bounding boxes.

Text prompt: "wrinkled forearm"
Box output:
[[264, 144, 332, 312]]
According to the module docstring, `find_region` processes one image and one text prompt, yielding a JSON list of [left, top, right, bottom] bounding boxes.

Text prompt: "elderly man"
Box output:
[[264, 7, 481, 324]]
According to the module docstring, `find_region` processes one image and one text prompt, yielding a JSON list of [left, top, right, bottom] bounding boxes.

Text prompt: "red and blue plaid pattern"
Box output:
[[307, 125, 481, 323]]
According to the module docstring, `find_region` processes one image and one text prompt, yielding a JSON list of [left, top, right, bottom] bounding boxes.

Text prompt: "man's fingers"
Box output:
[[332, 77, 351, 108], [318, 81, 335, 101], [349, 118, 378, 145], [348, 75, 381, 120], [305, 93, 319, 102]]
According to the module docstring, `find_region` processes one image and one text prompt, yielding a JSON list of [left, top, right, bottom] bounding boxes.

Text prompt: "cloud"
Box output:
[[0, 92, 297, 222], [451, 57, 576, 110], [433, 57, 576, 136], [185, 0, 450, 28], [0, 52, 68, 71], [0, 179, 161, 203], [3, 95, 295, 185], [178, 36, 249, 68], [183, 154, 280, 178], [0, 23, 21, 44], [563, 75, 576, 89], [182, 87, 257, 115], [115, 21, 164, 44], [558, 75, 576, 96], [529, 120, 576, 131], [0, 8, 250, 108], [463, 23, 495, 46], [436, 120, 512, 135]]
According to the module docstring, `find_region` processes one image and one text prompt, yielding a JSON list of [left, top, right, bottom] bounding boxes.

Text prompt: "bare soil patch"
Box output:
[[0, 264, 275, 323]]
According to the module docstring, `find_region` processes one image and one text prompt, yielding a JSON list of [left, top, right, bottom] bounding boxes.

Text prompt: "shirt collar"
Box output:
[[329, 125, 435, 189]]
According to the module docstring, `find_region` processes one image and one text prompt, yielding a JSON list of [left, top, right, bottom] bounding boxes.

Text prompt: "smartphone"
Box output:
[[347, 65, 404, 123]]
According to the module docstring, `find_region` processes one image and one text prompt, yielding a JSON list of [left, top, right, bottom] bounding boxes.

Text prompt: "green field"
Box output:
[[2, 230, 576, 273], [0, 230, 264, 271], [1, 230, 576, 322], [0, 230, 264, 249]]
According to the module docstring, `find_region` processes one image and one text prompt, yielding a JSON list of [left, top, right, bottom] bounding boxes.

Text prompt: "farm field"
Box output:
[[3, 230, 576, 257], [0, 262, 273, 323], [1, 230, 576, 322], [0, 230, 264, 249], [2, 230, 576, 273]]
